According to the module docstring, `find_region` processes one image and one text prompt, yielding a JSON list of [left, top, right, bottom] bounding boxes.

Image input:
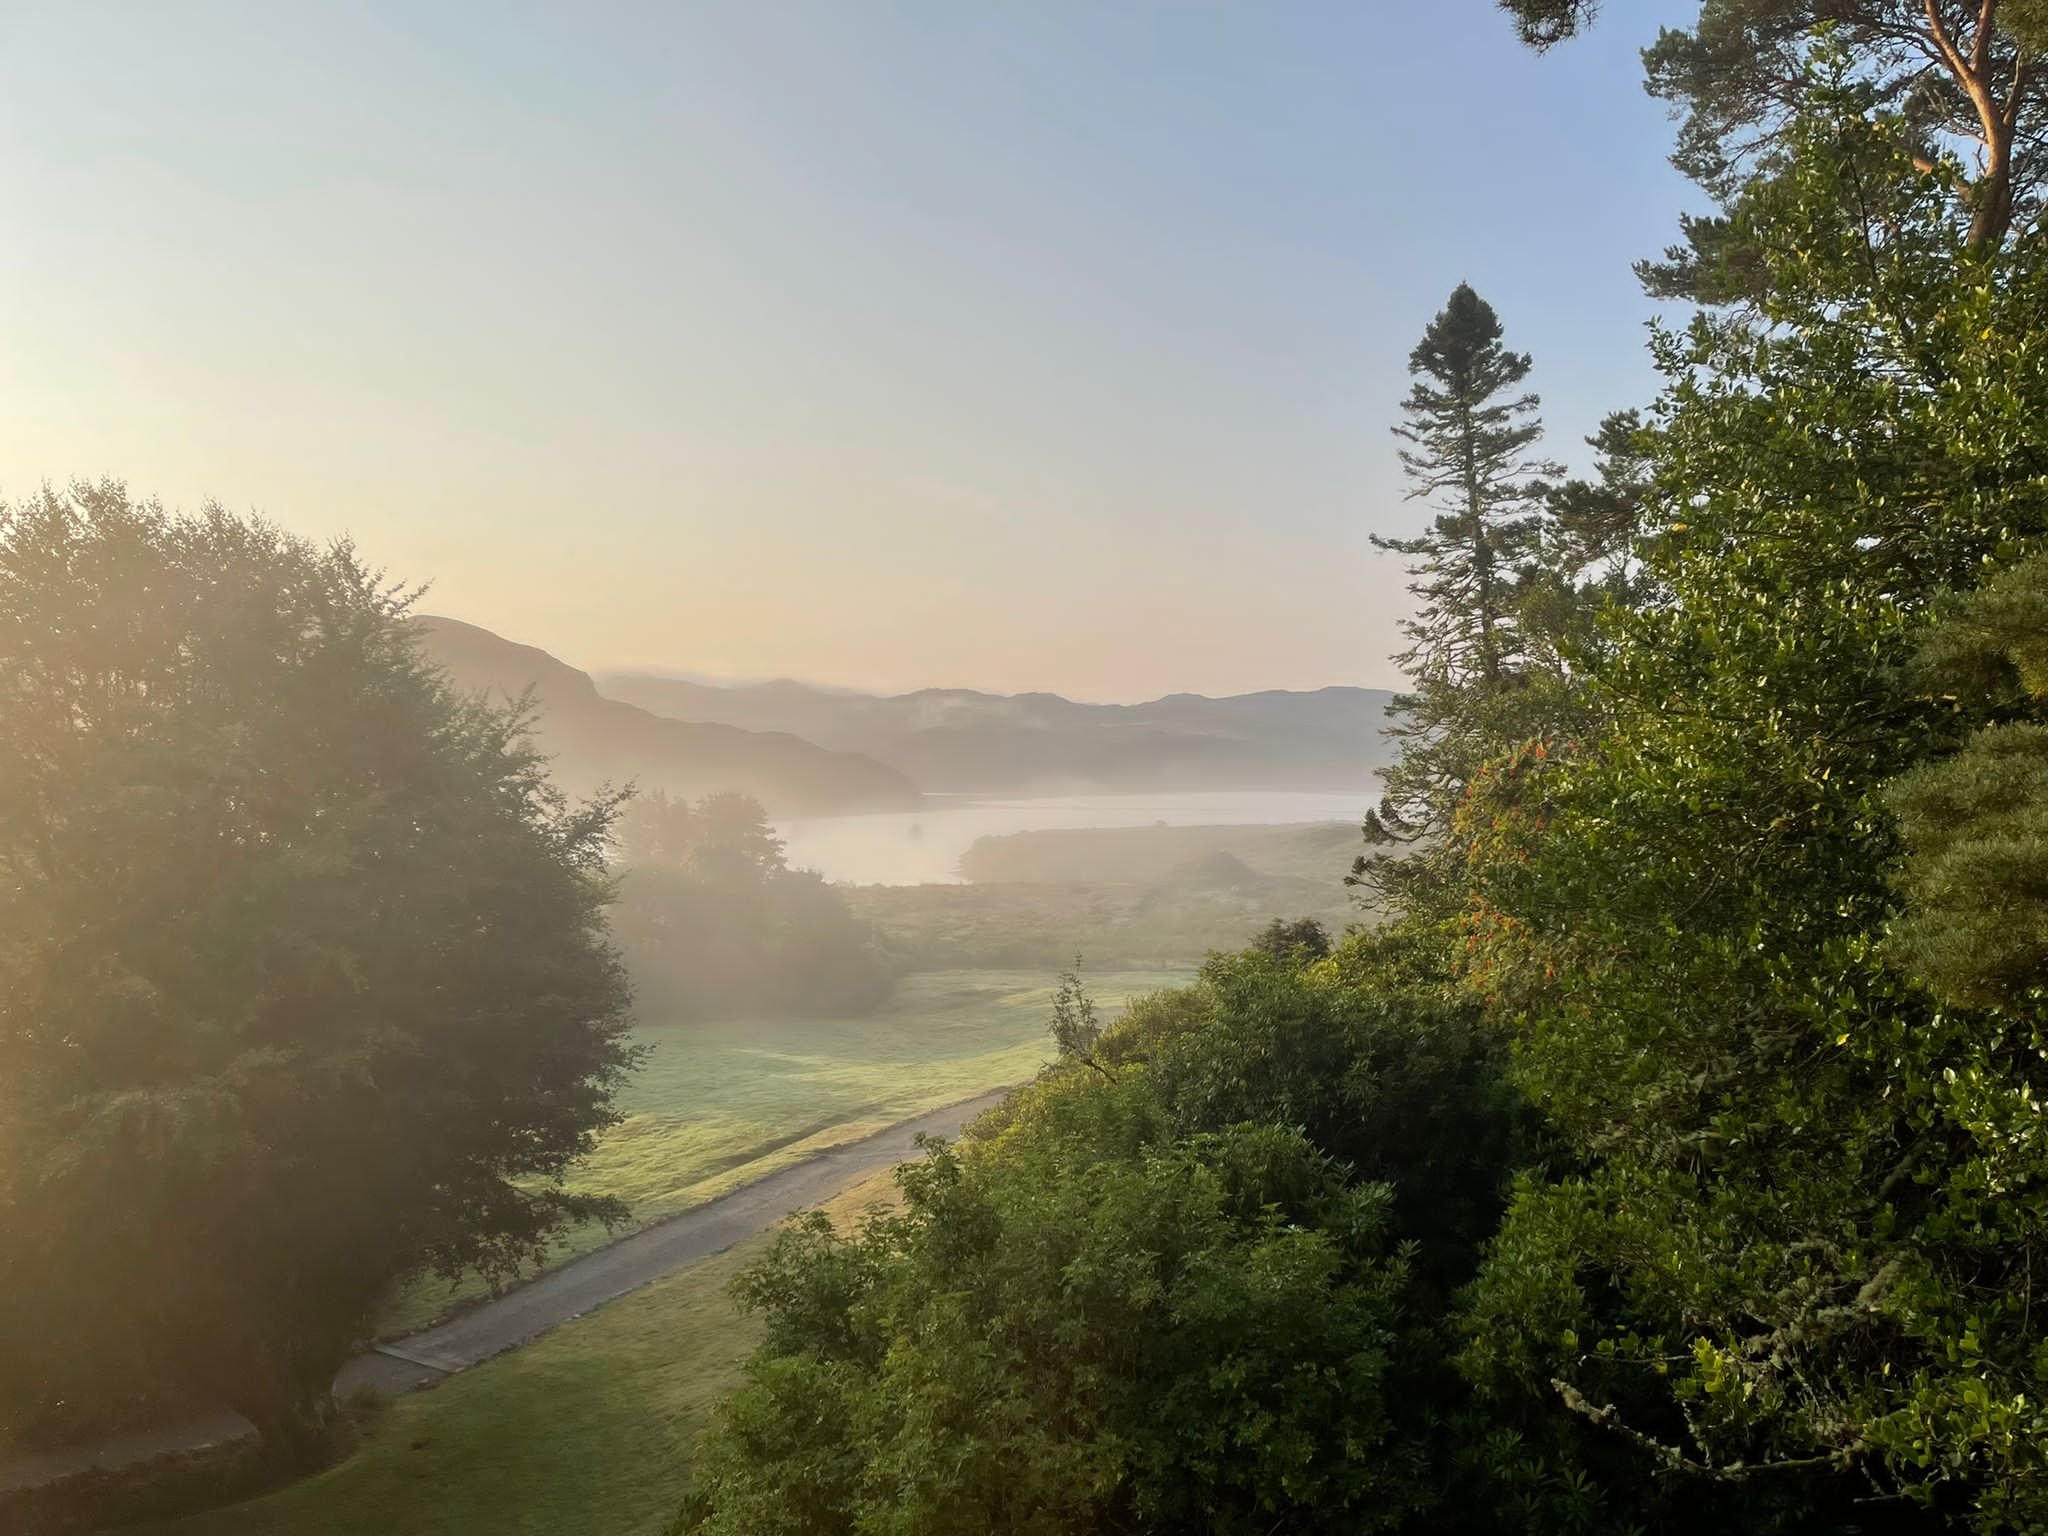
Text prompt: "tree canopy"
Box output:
[[0, 485, 637, 1457], [678, 950, 1524, 1535], [1452, 100, 2048, 1527], [681, 48, 2048, 1536], [1502, 0, 2048, 273], [1358, 284, 1561, 908]]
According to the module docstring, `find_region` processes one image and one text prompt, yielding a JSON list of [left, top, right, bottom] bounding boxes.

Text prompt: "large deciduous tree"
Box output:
[[0, 484, 637, 1458]]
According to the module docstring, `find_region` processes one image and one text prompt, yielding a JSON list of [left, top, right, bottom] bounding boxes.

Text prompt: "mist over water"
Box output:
[[774, 790, 1371, 886]]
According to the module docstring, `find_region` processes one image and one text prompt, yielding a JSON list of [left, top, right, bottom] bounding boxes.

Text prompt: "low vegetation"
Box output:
[[147, 1173, 904, 1536], [385, 970, 1182, 1332]]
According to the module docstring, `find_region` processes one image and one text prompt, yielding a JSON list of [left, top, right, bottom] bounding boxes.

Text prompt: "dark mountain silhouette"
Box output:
[[412, 618, 920, 815], [593, 672, 1396, 794]]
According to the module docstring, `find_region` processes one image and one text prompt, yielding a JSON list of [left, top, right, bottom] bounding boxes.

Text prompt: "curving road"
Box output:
[[0, 1087, 1010, 1495]]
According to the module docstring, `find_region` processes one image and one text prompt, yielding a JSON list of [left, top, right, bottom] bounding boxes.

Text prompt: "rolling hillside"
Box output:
[[595, 673, 1395, 794], [413, 618, 920, 815]]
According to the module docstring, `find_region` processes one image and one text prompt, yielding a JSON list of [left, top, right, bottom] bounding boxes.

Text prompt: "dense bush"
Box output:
[[677, 946, 1527, 1533]]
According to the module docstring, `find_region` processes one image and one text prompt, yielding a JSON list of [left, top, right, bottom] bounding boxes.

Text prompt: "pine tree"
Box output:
[[1358, 285, 1558, 906], [1500, 0, 2048, 260]]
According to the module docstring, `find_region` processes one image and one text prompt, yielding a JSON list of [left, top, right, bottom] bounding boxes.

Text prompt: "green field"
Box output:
[[851, 829, 1363, 974], [957, 819, 1361, 885], [152, 1173, 903, 1536], [386, 969, 1185, 1331]]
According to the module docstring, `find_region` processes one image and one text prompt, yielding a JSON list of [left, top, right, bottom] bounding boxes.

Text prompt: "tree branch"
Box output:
[[1552, 1379, 1858, 1481]]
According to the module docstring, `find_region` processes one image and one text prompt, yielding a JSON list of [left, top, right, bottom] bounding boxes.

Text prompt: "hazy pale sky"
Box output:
[[1, 1, 1695, 700]]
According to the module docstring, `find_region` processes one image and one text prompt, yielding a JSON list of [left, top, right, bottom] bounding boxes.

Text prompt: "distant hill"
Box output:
[[412, 618, 920, 815], [593, 673, 1396, 794]]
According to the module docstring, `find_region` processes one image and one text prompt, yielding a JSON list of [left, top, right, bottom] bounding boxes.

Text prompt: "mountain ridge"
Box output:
[[411, 617, 921, 815], [595, 671, 1395, 795]]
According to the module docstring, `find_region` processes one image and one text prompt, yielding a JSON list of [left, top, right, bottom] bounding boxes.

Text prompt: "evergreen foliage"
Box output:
[[1358, 284, 1560, 907], [1501, 0, 2048, 274], [1887, 553, 2048, 1010], [1452, 101, 2048, 1528]]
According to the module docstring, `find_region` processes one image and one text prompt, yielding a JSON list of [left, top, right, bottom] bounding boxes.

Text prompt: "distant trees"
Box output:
[[618, 788, 789, 876], [1250, 915, 1332, 963], [610, 790, 897, 1021], [0, 485, 636, 1460]]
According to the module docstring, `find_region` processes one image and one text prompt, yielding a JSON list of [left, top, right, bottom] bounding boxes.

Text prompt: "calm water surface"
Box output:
[[775, 790, 1370, 886]]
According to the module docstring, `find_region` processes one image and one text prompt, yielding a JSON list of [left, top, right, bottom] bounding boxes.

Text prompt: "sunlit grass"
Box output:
[[150, 1172, 906, 1536], [383, 969, 1186, 1332]]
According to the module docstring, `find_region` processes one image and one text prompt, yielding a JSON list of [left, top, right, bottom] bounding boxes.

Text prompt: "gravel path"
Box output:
[[0, 1088, 1010, 1494]]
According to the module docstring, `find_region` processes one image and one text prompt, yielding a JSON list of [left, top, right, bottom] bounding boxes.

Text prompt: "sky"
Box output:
[[0, 1, 1699, 701]]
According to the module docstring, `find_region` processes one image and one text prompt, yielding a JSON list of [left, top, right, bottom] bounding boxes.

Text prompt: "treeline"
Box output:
[[610, 791, 897, 1022], [677, 6, 2048, 1532], [848, 826, 1359, 973]]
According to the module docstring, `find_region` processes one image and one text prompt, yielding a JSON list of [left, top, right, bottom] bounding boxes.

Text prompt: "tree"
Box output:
[[1358, 285, 1560, 908], [689, 791, 789, 877], [617, 789, 787, 876], [1452, 109, 2048, 1526], [1500, 0, 2048, 254], [1250, 915, 1333, 964], [0, 485, 637, 1459], [1513, 409, 1659, 710], [679, 943, 1532, 1535], [1885, 551, 2048, 1009], [611, 790, 894, 1022], [615, 787, 701, 866], [1541, 409, 1653, 586], [682, 1118, 1417, 1536], [1047, 958, 1104, 1064]]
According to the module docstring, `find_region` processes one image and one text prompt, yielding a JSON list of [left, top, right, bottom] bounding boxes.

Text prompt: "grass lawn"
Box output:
[[148, 1172, 906, 1536], [385, 968, 1185, 1331]]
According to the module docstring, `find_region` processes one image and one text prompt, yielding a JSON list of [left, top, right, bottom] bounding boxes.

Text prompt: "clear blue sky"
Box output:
[[0, 0, 1698, 698]]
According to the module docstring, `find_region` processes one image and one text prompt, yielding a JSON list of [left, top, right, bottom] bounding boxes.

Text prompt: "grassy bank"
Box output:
[[385, 969, 1184, 1331], [149, 1172, 905, 1536]]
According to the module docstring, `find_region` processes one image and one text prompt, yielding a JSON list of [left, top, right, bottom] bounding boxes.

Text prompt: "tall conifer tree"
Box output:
[[1359, 285, 1557, 904]]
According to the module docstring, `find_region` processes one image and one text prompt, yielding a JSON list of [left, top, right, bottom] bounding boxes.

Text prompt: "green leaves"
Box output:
[[1447, 94, 2048, 1530], [0, 484, 637, 1448], [681, 948, 1524, 1534]]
